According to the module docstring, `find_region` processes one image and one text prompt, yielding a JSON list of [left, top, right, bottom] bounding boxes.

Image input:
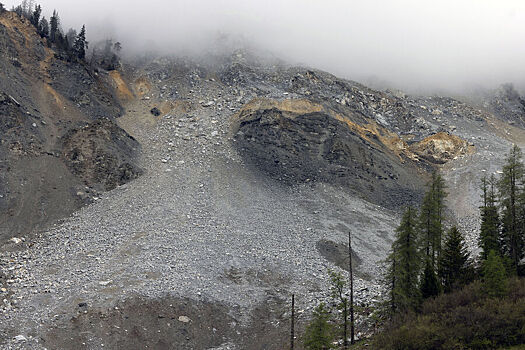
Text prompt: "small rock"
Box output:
[[9, 237, 22, 244], [98, 280, 112, 286], [178, 315, 191, 323], [202, 101, 215, 107], [14, 335, 27, 343], [150, 107, 161, 116]]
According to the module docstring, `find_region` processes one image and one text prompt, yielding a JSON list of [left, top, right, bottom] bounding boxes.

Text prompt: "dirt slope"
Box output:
[[0, 11, 141, 243]]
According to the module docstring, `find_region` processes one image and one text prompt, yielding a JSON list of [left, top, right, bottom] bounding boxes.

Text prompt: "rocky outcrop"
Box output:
[[0, 11, 141, 242], [410, 132, 471, 164], [232, 98, 427, 209], [61, 118, 142, 191], [486, 83, 525, 126]]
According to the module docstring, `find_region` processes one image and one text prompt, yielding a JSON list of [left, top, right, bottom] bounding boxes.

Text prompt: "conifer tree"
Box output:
[[418, 171, 447, 267], [0, 3, 5, 14], [420, 259, 440, 299], [389, 207, 421, 311], [498, 144, 525, 274], [303, 303, 333, 350], [73, 25, 87, 60], [13, 5, 23, 17], [482, 250, 508, 298], [38, 17, 49, 38], [329, 270, 348, 348], [479, 174, 501, 260], [30, 4, 41, 27], [49, 10, 59, 43], [438, 226, 470, 293]]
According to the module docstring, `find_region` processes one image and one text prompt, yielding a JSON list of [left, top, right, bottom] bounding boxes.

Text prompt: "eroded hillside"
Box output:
[[0, 12, 141, 242], [1, 14, 525, 350]]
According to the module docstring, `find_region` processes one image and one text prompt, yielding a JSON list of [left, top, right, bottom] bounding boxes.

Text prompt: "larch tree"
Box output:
[[498, 144, 525, 274], [303, 303, 333, 350], [418, 171, 447, 268], [329, 269, 348, 348], [479, 174, 501, 261], [389, 207, 421, 311]]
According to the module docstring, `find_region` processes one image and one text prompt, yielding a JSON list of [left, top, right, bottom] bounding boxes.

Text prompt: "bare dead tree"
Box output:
[[290, 294, 295, 350], [349, 231, 355, 344]]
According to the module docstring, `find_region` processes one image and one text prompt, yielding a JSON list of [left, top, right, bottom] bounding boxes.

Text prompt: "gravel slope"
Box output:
[[1, 56, 524, 349], [0, 72, 395, 349]]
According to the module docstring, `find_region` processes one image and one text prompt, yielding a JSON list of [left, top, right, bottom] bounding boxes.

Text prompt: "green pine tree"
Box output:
[[418, 171, 447, 267], [38, 17, 49, 39], [303, 303, 333, 350], [482, 250, 508, 298], [49, 10, 59, 43], [30, 4, 41, 28], [479, 174, 501, 260], [438, 227, 470, 293], [420, 259, 440, 299], [73, 25, 87, 60], [328, 270, 348, 347], [498, 144, 525, 274], [389, 207, 421, 312]]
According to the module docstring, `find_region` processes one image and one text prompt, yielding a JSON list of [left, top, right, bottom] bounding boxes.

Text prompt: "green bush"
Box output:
[[373, 278, 525, 349]]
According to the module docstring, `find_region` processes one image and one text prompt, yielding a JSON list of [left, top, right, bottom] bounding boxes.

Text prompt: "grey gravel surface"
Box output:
[[1, 54, 524, 349]]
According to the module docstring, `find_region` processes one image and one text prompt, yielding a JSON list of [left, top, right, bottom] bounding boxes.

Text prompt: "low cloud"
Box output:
[[5, 0, 525, 93]]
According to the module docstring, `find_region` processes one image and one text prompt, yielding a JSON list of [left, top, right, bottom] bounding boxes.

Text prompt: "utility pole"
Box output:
[[290, 294, 295, 350], [349, 231, 355, 344]]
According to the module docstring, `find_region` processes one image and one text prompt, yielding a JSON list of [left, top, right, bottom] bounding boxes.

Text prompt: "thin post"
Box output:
[[343, 299, 348, 349], [349, 231, 355, 344], [291, 294, 295, 350]]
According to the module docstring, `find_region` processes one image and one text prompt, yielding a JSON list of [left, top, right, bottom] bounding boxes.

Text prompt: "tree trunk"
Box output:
[[349, 231, 355, 344]]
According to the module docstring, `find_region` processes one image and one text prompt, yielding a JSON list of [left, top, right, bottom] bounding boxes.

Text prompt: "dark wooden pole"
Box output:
[[349, 231, 355, 344], [343, 299, 348, 349], [291, 294, 295, 350]]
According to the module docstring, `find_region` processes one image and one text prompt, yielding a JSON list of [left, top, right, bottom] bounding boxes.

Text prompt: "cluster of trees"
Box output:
[[387, 145, 525, 316], [5, 1, 123, 69], [10, 0, 87, 61], [89, 38, 123, 71]]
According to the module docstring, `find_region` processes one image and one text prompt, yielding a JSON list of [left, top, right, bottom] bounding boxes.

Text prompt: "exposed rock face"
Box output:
[[232, 98, 427, 209], [487, 83, 525, 126], [410, 132, 472, 164], [61, 118, 142, 191]]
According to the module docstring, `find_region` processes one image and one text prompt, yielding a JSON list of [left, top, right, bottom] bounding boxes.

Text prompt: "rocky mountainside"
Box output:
[[0, 12, 141, 242], [1, 11, 525, 350]]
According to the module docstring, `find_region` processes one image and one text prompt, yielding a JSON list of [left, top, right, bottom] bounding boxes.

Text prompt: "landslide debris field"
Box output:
[[2, 13, 525, 349]]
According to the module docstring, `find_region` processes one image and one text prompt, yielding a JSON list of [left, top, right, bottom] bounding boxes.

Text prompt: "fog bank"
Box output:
[[4, 0, 525, 93]]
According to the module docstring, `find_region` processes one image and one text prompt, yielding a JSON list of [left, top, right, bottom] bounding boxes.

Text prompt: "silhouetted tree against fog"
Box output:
[[73, 25, 87, 60], [30, 4, 41, 27], [49, 10, 59, 43], [498, 144, 525, 274], [38, 17, 49, 38], [0, 3, 5, 13]]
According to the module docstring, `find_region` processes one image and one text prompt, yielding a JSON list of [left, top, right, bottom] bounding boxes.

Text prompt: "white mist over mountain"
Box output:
[[4, 0, 525, 93]]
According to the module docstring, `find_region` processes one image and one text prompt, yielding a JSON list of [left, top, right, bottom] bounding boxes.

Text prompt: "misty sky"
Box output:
[[4, 0, 525, 93]]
